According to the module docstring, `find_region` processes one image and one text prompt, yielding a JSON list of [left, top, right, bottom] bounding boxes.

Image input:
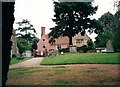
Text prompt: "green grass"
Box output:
[[10, 57, 32, 65], [40, 53, 120, 65]]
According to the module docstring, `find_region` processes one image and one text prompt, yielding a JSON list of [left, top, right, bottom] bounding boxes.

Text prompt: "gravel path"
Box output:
[[9, 57, 44, 68]]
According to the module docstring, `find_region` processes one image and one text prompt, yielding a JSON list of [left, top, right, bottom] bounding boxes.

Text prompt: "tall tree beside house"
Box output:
[[49, 2, 103, 45], [17, 37, 39, 55], [16, 19, 38, 55], [95, 12, 115, 47], [87, 39, 95, 50], [31, 37, 39, 57], [112, 10, 120, 52], [17, 38, 32, 55], [31, 37, 39, 51], [16, 19, 36, 44]]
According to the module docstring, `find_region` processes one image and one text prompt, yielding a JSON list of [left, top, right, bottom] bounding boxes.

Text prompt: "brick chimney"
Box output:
[[41, 27, 45, 37]]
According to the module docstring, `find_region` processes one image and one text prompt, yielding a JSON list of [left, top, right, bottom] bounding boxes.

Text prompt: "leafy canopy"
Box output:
[[95, 12, 114, 47]]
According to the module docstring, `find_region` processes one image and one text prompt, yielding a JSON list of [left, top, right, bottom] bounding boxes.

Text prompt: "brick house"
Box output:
[[36, 27, 90, 56]]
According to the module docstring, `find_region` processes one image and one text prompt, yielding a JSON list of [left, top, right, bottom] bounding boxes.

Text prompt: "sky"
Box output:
[[13, 0, 118, 41]]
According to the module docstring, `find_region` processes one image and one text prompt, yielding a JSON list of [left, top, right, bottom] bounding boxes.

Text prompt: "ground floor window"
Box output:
[[57, 44, 61, 50], [42, 44, 46, 48]]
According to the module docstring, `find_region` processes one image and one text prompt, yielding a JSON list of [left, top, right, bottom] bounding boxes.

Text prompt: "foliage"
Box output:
[[49, 37, 56, 44], [95, 10, 120, 52], [31, 37, 39, 50], [15, 19, 39, 54], [32, 37, 39, 43], [112, 10, 120, 52], [16, 19, 36, 44], [49, 2, 102, 45], [77, 45, 88, 53], [95, 12, 114, 47], [10, 57, 31, 65], [59, 48, 69, 53], [77, 40, 95, 52], [17, 38, 32, 54], [40, 53, 119, 65], [87, 39, 95, 49]]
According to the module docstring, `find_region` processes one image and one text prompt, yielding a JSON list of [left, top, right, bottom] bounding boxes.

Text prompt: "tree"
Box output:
[[49, 2, 102, 45], [87, 39, 95, 50], [112, 10, 120, 51], [31, 37, 39, 51], [17, 38, 32, 55], [16, 19, 36, 44], [95, 12, 114, 47], [2, 2, 15, 86]]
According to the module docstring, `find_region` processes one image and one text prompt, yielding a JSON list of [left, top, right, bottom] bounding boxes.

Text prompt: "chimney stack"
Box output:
[[41, 27, 45, 37]]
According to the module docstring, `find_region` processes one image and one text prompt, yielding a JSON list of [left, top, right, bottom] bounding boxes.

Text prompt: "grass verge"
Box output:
[[40, 53, 119, 65], [10, 57, 32, 65]]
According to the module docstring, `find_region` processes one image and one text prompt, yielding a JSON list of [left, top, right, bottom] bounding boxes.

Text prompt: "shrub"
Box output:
[[17, 57, 24, 60], [77, 45, 88, 53], [59, 48, 69, 53], [77, 45, 95, 53], [12, 54, 17, 58]]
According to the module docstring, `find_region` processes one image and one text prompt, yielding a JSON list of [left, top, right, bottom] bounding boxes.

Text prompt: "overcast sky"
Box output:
[[13, 0, 117, 41]]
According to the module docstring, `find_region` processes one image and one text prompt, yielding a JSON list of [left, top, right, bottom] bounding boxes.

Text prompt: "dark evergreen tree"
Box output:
[[16, 19, 36, 44], [49, 2, 102, 45], [31, 37, 39, 51]]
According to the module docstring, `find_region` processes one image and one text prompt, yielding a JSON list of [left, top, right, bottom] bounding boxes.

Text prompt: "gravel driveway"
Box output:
[[9, 57, 44, 68]]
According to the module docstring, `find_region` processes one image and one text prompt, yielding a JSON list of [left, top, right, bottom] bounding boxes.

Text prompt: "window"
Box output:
[[76, 39, 83, 43], [42, 44, 46, 48], [43, 39, 45, 41], [57, 44, 61, 50]]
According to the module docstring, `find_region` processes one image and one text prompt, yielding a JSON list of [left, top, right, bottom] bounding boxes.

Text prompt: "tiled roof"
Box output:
[[55, 36, 69, 45], [40, 33, 90, 45], [73, 33, 90, 40]]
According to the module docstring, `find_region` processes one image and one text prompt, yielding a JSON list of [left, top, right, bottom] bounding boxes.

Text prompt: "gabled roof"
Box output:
[[73, 33, 91, 40], [55, 36, 69, 45], [40, 33, 90, 45]]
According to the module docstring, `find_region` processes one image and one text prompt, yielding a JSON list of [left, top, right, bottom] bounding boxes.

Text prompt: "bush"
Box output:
[[77, 45, 95, 53], [12, 54, 17, 58], [16, 57, 24, 60], [77, 45, 88, 53], [59, 48, 69, 53]]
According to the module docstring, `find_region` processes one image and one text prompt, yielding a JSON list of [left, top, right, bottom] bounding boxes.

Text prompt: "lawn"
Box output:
[[10, 57, 32, 65], [40, 53, 119, 65], [7, 64, 120, 85]]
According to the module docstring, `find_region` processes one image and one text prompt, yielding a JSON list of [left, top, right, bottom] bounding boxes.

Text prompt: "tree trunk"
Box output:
[[69, 36, 73, 45], [2, 2, 15, 87]]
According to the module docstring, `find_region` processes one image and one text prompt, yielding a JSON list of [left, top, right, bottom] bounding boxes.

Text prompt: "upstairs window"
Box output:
[[76, 39, 83, 43]]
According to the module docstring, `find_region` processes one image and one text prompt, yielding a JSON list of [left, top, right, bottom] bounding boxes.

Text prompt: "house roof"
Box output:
[[73, 33, 90, 40], [55, 36, 69, 45], [40, 33, 90, 45]]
